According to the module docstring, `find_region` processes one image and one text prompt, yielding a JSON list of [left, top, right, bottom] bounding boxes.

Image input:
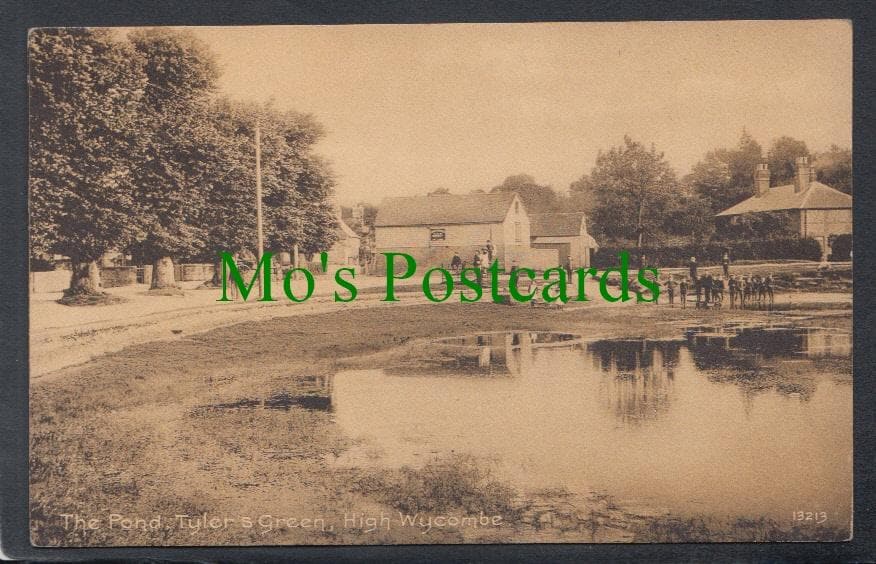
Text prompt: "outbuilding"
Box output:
[[528, 212, 599, 268]]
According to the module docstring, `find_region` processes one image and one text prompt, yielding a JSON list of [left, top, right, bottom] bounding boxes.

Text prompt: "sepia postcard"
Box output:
[[26, 20, 853, 547]]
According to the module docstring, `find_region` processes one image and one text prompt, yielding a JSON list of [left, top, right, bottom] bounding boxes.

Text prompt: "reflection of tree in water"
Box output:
[[393, 332, 579, 377], [682, 325, 845, 402], [588, 339, 680, 425]]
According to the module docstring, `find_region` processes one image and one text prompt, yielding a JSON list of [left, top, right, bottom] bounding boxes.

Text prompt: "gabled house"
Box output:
[[328, 216, 361, 268], [716, 157, 852, 259], [374, 192, 557, 271]]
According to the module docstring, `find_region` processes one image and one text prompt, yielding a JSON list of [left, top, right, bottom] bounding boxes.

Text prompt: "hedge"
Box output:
[[828, 234, 852, 261], [592, 237, 823, 268]]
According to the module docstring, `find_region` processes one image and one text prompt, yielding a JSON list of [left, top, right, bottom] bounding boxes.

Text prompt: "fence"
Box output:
[[30, 263, 216, 293]]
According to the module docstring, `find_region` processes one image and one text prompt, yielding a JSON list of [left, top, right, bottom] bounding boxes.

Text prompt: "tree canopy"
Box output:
[[490, 173, 559, 214], [29, 28, 148, 294], [584, 136, 678, 247], [766, 136, 809, 185], [29, 27, 340, 296]]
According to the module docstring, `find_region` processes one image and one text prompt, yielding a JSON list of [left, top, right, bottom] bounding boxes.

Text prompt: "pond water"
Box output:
[[330, 324, 852, 525]]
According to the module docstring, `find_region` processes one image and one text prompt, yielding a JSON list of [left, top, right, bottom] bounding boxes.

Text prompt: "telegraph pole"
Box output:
[[255, 120, 264, 298]]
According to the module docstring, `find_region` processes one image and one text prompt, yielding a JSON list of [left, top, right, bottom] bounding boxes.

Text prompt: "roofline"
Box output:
[[716, 206, 851, 217], [375, 192, 520, 227], [376, 220, 510, 227]]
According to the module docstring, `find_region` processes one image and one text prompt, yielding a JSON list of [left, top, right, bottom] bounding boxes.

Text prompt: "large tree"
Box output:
[[29, 28, 147, 296], [196, 99, 260, 282], [257, 106, 338, 259], [686, 129, 764, 213], [490, 174, 558, 214], [813, 144, 852, 195], [767, 136, 809, 185], [585, 136, 678, 247], [128, 28, 220, 289]]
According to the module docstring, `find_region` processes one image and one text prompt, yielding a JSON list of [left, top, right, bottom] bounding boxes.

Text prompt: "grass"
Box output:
[[145, 287, 186, 296], [631, 514, 850, 542], [29, 300, 853, 546], [57, 291, 127, 306], [350, 454, 520, 518]]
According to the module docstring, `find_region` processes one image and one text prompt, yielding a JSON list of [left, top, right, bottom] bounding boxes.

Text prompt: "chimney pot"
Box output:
[[794, 156, 811, 193], [754, 163, 770, 196]]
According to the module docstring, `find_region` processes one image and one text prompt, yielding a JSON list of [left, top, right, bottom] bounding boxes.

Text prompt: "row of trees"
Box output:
[[412, 131, 850, 250], [29, 28, 338, 296], [574, 132, 850, 247]]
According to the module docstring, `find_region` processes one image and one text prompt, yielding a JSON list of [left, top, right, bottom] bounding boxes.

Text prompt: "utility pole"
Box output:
[[255, 120, 264, 298]]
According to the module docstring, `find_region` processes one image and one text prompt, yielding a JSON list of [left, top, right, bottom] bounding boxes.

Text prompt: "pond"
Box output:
[[330, 325, 852, 526]]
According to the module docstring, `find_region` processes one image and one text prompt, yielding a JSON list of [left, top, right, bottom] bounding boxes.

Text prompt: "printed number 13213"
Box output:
[[793, 511, 828, 524]]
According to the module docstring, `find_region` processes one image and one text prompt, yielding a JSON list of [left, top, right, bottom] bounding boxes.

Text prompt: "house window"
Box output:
[[429, 228, 447, 246], [514, 222, 522, 243]]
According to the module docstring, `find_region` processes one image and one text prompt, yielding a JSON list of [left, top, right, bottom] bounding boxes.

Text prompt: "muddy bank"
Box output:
[[30, 301, 851, 545]]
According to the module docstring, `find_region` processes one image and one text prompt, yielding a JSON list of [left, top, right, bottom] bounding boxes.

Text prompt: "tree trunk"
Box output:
[[210, 259, 222, 286], [636, 198, 645, 249], [67, 259, 102, 295], [150, 256, 177, 289]]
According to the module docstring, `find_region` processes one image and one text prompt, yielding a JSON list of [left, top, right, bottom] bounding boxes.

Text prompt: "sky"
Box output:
[[187, 21, 852, 206]]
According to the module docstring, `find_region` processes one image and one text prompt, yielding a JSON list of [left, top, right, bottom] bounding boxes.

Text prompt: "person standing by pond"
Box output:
[[473, 250, 482, 285], [451, 253, 462, 274], [689, 256, 698, 281], [694, 276, 703, 308], [722, 250, 731, 278], [666, 276, 676, 306], [703, 274, 713, 305], [486, 239, 495, 263], [728, 275, 737, 308], [679, 278, 688, 309]]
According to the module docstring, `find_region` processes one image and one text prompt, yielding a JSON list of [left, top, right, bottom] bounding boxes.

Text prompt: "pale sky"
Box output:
[[187, 21, 851, 206]]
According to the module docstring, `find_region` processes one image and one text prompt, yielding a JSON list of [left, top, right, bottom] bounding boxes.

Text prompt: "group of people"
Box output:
[[661, 271, 775, 309], [450, 240, 495, 275]]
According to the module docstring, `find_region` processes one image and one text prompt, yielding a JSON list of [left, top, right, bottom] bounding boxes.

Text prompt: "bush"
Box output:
[[829, 234, 852, 261], [593, 237, 823, 268]]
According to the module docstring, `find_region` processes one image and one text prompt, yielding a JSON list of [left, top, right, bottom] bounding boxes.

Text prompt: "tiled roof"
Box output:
[[375, 192, 518, 227], [716, 181, 852, 216], [529, 212, 586, 237]]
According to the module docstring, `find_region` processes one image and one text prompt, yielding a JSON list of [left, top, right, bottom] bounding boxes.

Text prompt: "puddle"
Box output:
[[200, 376, 333, 411], [684, 323, 852, 359], [399, 331, 584, 376], [330, 326, 852, 526]]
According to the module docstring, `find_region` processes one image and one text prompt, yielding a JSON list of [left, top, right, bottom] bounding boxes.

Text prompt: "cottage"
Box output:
[[716, 157, 852, 259], [529, 212, 598, 268], [374, 192, 557, 272], [328, 216, 361, 268]]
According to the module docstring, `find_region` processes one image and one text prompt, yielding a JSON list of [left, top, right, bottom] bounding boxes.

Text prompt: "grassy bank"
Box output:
[[30, 300, 851, 545]]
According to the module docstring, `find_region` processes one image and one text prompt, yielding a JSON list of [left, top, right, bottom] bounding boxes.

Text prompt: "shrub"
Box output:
[[829, 234, 852, 261], [593, 237, 823, 268]]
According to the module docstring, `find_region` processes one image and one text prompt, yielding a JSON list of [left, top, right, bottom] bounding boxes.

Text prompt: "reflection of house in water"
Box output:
[[684, 324, 851, 403], [685, 324, 851, 370], [398, 332, 580, 377], [587, 339, 680, 425]]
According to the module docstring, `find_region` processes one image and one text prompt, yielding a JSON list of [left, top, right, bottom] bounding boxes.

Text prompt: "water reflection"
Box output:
[[588, 339, 680, 425], [331, 326, 852, 524], [200, 374, 335, 412], [402, 332, 581, 377]]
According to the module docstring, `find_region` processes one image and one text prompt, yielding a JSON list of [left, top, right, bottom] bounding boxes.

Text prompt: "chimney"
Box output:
[[754, 163, 770, 196], [794, 156, 811, 193]]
